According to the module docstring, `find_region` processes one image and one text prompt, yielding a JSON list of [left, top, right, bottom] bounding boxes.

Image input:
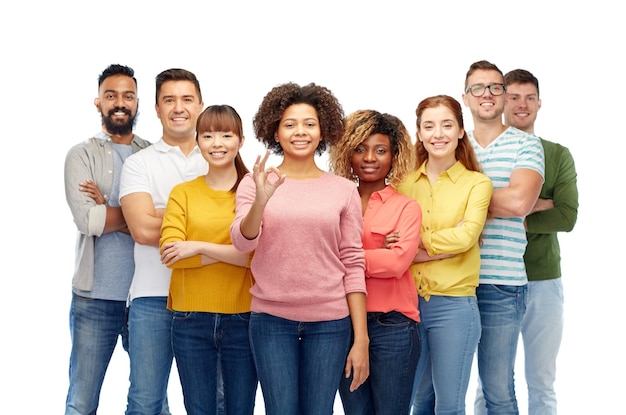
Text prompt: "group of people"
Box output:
[[63, 59, 578, 415]]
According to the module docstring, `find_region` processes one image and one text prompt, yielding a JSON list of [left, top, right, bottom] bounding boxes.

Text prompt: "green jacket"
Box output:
[[524, 138, 578, 281]]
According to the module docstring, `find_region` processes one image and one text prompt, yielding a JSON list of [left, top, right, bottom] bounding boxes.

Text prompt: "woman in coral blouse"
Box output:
[[330, 109, 422, 415]]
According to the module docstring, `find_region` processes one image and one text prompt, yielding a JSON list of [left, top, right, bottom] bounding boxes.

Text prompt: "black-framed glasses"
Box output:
[[465, 83, 506, 97]]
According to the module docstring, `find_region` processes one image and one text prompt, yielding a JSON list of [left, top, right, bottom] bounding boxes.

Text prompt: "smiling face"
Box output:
[[197, 130, 243, 169], [350, 133, 392, 189], [463, 69, 505, 122], [95, 74, 138, 136], [275, 103, 322, 160], [418, 105, 464, 165], [504, 82, 541, 133], [155, 80, 204, 142]]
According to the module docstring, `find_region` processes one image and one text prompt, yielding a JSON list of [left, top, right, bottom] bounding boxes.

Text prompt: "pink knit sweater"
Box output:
[[230, 172, 366, 322]]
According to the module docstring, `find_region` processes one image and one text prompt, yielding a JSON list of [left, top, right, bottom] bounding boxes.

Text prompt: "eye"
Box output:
[[376, 148, 387, 154], [105, 93, 115, 100], [354, 147, 365, 154], [125, 94, 136, 101]]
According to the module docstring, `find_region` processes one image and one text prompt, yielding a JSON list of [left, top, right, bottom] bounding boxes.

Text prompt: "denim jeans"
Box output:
[[65, 294, 128, 415], [172, 311, 257, 415], [411, 295, 481, 415], [522, 279, 563, 415], [126, 296, 173, 415], [339, 311, 420, 415], [249, 312, 351, 415], [473, 284, 527, 415], [475, 280, 564, 415]]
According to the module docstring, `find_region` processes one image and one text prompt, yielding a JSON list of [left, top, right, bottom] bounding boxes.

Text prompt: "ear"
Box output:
[[155, 103, 161, 120], [416, 131, 423, 142], [239, 135, 245, 149], [94, 98, 101, 113], [459, 127, 465, 139]]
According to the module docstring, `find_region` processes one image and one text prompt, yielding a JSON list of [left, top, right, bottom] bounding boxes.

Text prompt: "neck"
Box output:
[[471, 120, 507, 148], [163, 134, 197, 156], [205, 165, 237, 191], [426, 157, 456, 177], [104, 130, 133, 145], [277, 157, 323, 179]]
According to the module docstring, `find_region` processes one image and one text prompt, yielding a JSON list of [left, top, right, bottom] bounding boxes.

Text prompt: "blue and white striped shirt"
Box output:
[[469, 126, 544, 285]]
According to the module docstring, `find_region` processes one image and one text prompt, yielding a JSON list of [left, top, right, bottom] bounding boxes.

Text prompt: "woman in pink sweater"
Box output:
[[330, 110, 422, 415], [230, 82, 369, 415]]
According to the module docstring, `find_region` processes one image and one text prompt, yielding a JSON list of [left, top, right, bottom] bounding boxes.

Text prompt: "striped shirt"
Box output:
[[469, 126, 544, 285]]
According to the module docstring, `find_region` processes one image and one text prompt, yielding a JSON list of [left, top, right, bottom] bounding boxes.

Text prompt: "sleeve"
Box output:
[[364, 198, 421, 279], [229, 174, 260, 253], [423, 175, 493, 256], [64, 144, 106, 237], [160, 183, 203, 269], [119, 152, 150, 199], [517, 133, 545, 179], [526, 146, 578, 234], [341, 186, 367, 294]]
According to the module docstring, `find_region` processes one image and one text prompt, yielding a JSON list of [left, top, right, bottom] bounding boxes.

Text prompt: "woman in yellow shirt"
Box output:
[[397, 95, 493, 415], [160, 105, 257, 415]]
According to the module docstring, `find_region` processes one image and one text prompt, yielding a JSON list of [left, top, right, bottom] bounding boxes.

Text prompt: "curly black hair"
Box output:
[[252, 82, 345, 156]]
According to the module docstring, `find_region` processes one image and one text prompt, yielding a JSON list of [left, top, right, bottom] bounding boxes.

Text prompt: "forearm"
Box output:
[[103, 206, 128, 233], [239, 202, 264, 240], [200, 243, 249, 267], [489, 187, 538, 217]]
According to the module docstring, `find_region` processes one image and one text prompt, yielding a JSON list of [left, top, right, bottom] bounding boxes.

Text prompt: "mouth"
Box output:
[[209, 151, 227, 158], [359, 166, 378, 173], [108, 107, 131, 117]]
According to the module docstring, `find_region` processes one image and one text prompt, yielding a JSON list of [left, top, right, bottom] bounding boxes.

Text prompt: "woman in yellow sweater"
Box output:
[[160, 105, 257, 415]]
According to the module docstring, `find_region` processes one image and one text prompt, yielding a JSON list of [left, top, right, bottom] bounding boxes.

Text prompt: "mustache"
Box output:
[[107, 107, 132, 117]]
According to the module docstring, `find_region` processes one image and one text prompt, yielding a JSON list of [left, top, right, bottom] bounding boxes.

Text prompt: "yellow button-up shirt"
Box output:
[[397, 161, 493, 300]]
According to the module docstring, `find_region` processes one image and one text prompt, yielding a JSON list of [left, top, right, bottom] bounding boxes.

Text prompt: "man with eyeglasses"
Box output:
[[462, 60, 545, 415]]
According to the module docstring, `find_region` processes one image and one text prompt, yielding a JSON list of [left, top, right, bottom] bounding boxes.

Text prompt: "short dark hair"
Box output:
[[98, 64, 136, 87], [504, 69, 540, 97], [464, 60, 503, 88], [155, 68, 202, 104]]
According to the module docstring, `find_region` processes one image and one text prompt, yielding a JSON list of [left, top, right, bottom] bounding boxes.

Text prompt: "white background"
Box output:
[[2, 1, 623, 413]]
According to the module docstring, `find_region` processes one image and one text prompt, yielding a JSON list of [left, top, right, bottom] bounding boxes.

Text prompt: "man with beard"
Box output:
[[64, 64, 151, 415]]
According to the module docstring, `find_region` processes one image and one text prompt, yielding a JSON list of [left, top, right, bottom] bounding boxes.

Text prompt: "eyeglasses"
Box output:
[[465, 83, 506, 97]]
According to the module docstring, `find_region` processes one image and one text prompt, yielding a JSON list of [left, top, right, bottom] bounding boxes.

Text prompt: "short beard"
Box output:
[[102, 107, 137, 136]]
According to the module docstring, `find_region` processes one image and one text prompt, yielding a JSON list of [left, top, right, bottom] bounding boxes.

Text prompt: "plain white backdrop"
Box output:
[[2, 1, 623, 413]]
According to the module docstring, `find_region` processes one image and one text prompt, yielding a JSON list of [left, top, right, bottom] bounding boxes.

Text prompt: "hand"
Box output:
[[161, 241, 198, 266], [344, 340, 370, 392], [79, 180, 105, 205], [252, 150, 286, 206], [383, 231, 399, 249]]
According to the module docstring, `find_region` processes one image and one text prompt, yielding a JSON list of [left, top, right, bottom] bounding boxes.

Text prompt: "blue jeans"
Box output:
[[126, 297, 173, 415], [523, 279, 563, 415], [473, 284, 527, 415], [339, 311, 420, 415], [65, 294, 128, 415], [411, 296, 481, 415], [476, 280, 564, 415], [172, 311, 257, 415], [249, 312, 351, 415]]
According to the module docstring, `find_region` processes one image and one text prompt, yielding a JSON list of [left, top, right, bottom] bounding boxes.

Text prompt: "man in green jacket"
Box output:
[[504, 68, 579, 415]]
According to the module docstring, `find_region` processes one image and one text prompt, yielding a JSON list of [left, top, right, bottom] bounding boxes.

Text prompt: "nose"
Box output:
[[173, 98, 184, 112], [114, 94, 126, 108], [364, 148, 376, 161], [212, 135, 223, 146]]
